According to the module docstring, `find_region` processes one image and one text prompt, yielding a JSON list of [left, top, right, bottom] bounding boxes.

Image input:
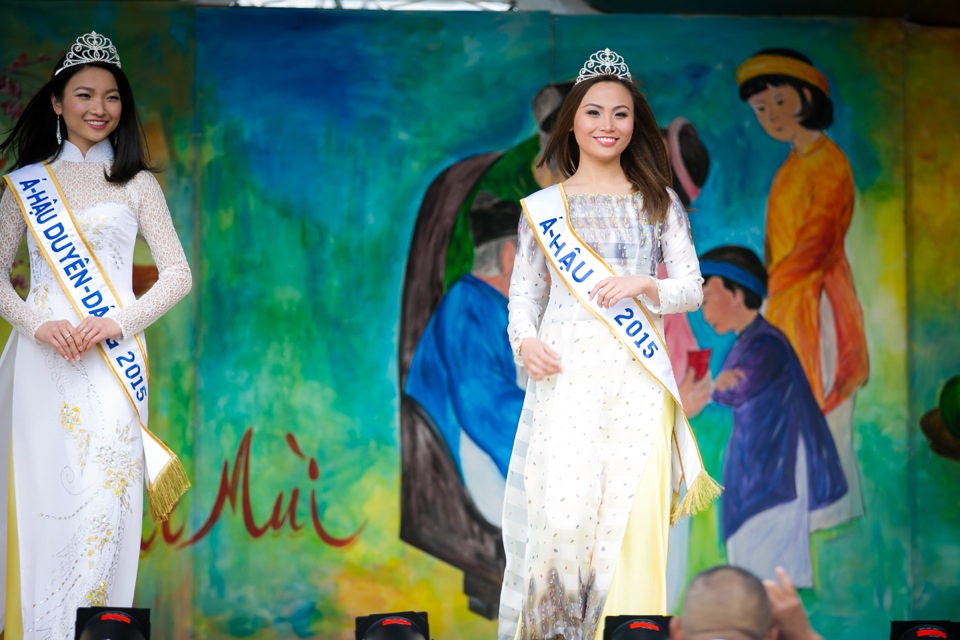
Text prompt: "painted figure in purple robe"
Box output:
[[683, 245, 847, 588]]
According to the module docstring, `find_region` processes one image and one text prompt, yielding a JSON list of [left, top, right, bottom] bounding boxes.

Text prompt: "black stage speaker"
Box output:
[[76, 607, 150, 640], [355, 611, 429, 640], [891, 620, 960, 640], [603, 614, 671, 640]]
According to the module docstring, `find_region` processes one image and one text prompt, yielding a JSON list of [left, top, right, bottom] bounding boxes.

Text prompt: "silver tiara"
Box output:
[[55, 31, 121, 76], [575, 48, 631, 84]]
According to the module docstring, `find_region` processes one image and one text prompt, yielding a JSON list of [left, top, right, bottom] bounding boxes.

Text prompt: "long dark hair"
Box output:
[[738, 48, 833, 131], [537, 74, 673, 224], [0, 60, 154, 183]]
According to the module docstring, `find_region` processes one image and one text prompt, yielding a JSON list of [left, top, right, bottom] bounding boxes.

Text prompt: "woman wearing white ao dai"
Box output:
[[0, 139, 191, 639], [500, 188, 702, 640]]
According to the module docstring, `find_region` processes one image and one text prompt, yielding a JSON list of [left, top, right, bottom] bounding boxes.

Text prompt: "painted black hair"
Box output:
[[700, 244, 767, 310], [0, 59, 154, 183], [659, 122, 710, 207], [738, 48, 834, 131]]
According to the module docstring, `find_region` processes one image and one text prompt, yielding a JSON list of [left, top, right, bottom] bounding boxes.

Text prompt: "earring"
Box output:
[[56, 116, 62, 145]]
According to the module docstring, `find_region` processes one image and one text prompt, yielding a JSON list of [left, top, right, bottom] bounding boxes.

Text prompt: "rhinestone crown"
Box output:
[[55, 31, 121, 76], [575, 48, 631, 84]]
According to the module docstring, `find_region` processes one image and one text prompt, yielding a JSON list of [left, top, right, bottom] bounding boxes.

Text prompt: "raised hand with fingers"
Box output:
[[764, 566, 823, 640], [35, 320, 82, 362]]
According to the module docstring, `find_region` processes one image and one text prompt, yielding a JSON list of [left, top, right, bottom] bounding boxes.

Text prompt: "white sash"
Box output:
[[4, 162, 189, 523], [521, 184, 720, 520]]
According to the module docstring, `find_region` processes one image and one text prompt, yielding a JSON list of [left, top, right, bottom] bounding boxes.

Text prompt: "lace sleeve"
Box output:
[[647, 192, 703, 315], [507, 214, 549, 360], [0, 187, 45, 341], [110, 173, 192, 339]]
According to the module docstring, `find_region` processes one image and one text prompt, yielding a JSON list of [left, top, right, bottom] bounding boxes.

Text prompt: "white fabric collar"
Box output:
[[57, 139, 114, 163]]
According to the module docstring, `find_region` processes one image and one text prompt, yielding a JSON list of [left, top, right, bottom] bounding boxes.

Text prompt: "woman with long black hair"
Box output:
[[498, 49, 719, 640], [0, 31, 191, 639]]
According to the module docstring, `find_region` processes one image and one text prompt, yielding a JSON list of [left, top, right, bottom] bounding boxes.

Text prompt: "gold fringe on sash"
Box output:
[[670, 473, 724, 525], [147, 456, 191, 523]]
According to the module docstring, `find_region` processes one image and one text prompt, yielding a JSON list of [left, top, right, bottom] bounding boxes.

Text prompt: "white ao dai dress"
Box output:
[[0, 140, 191, 640], [498, 188, 702, 640]]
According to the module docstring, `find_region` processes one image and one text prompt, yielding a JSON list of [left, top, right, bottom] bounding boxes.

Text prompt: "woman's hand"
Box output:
[[35, 320, 82, 362], [589, 275, 656, 309], [76, 316, 122, 353], [519, 338, 562, 381]]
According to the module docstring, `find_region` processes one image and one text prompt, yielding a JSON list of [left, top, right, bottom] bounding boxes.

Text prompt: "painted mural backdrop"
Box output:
[[1, 4, 958, 639], [905, 26, 960, 619]]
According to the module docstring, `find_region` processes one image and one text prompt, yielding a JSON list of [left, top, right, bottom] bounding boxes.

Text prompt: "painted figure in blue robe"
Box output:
[[682, 245, 847, 588], [405, 193, 525, 526]]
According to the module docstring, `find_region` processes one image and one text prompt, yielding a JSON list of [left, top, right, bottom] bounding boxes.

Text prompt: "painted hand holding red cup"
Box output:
[[687, 348, 711, 380]]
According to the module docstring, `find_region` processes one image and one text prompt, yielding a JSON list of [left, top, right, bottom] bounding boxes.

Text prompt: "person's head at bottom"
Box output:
[[670, 565, 776, 640]]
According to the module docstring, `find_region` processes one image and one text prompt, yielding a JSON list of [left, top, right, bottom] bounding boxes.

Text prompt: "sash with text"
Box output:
[[521, 184, 720, 519], [5, 162, 189, 522]]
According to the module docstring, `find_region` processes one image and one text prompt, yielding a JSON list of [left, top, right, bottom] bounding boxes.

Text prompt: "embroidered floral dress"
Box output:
[[0, 140, 191, 640], [498, 189, 702, 640]]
